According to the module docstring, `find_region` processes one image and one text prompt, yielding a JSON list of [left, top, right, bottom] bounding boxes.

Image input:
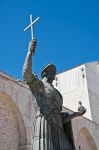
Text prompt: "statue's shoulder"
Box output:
[[28, 75, 44, 91]]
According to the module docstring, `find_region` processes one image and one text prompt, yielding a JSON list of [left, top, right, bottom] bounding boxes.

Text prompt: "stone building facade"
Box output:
[[0, 61, 99, 150], [54, 61, 99, 124]]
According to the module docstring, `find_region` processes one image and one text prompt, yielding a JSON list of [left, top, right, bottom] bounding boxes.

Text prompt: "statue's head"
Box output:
[[41, 64, 56, 82]]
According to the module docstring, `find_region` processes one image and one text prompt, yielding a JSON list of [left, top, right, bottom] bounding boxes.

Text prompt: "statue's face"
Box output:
[[45, 69, 56, 83], [41, 64, 57, 83], [41, 64, 56, 81]]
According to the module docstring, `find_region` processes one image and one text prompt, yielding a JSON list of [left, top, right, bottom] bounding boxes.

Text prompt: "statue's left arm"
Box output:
[[62, 106, 86, 124]]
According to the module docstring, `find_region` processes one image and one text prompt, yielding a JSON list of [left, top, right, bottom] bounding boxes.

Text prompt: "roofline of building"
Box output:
[[0, 70, 29, 89], [57, 60, 98, 75]]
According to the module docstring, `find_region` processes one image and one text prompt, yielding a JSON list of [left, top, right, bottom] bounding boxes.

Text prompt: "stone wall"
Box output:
[[85, 62, 99, 124], [0, 71, 35, 150]]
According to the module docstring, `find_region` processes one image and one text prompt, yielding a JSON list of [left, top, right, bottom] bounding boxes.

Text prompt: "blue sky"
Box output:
[[0, 0, 99, 79]]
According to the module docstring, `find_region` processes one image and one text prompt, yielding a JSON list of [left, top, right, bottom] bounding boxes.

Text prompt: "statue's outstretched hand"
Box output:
[[29, 38, 37, 54], [78, 106, 86, 116]]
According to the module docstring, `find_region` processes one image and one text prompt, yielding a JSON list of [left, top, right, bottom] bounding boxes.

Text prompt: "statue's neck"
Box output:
[[42, 77, 52, 84]]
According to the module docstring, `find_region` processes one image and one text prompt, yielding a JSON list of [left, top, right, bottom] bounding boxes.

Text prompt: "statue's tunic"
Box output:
[[28, 78, 72, 150]]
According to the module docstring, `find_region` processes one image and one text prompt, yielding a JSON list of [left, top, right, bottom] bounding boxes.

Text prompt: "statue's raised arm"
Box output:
[[22, 39, 42, 91]]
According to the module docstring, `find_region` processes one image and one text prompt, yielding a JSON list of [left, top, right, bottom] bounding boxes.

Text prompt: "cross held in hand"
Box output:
[[24, 14, 40, 40]]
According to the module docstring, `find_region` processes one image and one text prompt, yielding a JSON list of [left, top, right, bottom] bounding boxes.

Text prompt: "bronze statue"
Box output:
[[22, 39, 86, 150]]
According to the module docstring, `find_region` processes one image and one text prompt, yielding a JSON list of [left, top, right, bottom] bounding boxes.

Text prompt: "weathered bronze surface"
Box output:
[[22, 39, 86, 150]]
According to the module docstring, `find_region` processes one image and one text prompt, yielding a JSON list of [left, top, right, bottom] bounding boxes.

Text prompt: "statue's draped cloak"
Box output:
[[29, 79, 74, 150]]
